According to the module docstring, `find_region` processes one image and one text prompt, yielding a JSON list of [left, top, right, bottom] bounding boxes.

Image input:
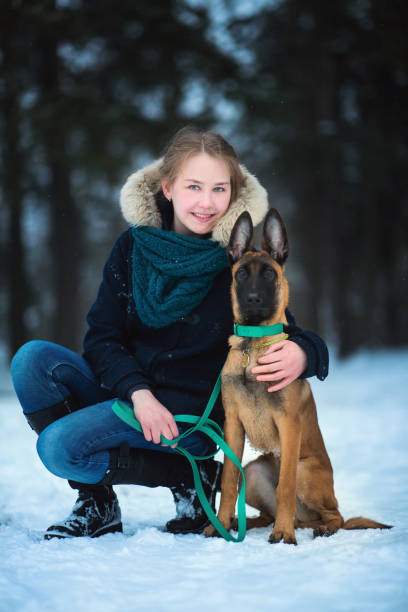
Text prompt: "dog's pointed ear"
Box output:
[[262, 208, 289, 265], [227, 212, 254, 265]]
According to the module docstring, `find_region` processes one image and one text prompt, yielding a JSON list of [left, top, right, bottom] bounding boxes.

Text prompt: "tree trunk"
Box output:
[[48, 158, 83, 350], [36, 1, 83, 351], [1, 2, 30, 359]]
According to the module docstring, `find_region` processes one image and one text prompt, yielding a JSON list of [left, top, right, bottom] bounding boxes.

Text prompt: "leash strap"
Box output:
[[112, 370, 246, 543], [255, 334, 289, 349]]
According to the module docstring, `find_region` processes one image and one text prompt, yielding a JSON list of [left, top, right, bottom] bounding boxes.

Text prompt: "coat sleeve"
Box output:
[[82, 231, 152, 400], [284, 309, 329, 381]]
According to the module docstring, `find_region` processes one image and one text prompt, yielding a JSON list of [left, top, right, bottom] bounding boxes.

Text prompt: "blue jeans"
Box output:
[[10, 341, 213, 484]]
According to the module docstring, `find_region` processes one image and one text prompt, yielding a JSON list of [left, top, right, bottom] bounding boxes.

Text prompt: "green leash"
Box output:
[[112, 322, 286, 543], [112, 370, 247, 543]]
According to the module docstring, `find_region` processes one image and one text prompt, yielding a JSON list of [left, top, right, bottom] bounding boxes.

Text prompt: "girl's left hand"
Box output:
[[251, 340, 307, 392]]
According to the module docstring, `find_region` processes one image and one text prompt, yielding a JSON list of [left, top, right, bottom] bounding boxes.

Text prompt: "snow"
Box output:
[[1, 348, 407, 612]]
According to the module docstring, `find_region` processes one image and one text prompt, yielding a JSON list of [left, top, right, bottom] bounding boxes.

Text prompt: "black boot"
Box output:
[[44, 482, 123, 540], [99, 443, 196, 488], [98, 444, 222, 534], [24, 398, 123, 540], [25, 395, 83, 435], [165, 458, 222, 534]]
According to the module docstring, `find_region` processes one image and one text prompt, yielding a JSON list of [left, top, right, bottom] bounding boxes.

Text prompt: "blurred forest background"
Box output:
[[1, 0, 407, 362]]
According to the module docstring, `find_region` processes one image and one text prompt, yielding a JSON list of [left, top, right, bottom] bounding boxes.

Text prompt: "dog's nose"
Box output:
[[247, 292, 262, 304]]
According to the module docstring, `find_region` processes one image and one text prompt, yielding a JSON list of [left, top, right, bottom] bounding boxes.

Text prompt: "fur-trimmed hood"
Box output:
[[120, 158, 268, 246]]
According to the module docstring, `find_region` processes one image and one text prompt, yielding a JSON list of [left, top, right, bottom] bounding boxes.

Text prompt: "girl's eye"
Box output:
[[188, 184, 200, 190], [214, 187, 225, 192]]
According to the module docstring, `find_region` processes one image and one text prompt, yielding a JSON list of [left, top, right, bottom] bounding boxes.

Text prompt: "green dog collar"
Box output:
[[233, 322, 285, 337]]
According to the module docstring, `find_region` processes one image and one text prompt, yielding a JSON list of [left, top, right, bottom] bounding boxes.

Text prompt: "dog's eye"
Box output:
[[235, 267, 248, 282], [262, 267, 276, 280]]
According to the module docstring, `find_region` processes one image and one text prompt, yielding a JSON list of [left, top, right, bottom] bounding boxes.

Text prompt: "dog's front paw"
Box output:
[[269, 528, 297, 545], [204, 514, 233, 538]]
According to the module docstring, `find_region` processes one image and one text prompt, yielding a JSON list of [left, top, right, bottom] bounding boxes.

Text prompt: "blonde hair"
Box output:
[[158, 126, 245, 204]]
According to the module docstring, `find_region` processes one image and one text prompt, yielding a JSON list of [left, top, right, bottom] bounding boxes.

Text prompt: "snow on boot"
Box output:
[[165, 459, 222, 534], [44, 484, 122, 540]]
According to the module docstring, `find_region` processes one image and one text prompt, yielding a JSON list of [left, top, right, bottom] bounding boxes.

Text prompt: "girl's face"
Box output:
[[162, 153, 231, 237]]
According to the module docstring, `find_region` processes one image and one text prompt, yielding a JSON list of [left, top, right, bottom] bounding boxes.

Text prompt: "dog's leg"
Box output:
[[296, 455, 344, 537], [231, 455, 277, 531], [204, 409, 245, 538], [245, 455, 278, 516], [269, 413, 301, 544]]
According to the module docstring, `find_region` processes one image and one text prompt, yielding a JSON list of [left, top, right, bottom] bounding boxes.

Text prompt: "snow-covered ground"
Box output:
[[0, 348, 407, 612]]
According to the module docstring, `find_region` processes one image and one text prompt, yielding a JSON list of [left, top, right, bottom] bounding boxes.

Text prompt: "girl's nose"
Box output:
[[200, 190, 213, 208]]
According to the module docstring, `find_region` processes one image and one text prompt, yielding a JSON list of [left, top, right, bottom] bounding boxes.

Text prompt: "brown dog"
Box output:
[[205, 209, 390, 544]]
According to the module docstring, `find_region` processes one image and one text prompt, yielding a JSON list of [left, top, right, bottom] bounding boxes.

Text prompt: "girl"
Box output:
[[11, 127, 328, 539]]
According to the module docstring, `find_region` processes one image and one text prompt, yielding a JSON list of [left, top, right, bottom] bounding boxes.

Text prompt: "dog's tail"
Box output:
[[343, 516, 392, 530]]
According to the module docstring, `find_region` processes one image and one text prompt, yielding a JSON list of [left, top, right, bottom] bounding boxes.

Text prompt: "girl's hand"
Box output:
[[251, 340, 307, 392], [130, 389, 179, 448]]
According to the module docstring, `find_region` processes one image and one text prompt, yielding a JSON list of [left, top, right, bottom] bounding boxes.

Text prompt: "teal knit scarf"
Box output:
[[130, 226, 229, 328]]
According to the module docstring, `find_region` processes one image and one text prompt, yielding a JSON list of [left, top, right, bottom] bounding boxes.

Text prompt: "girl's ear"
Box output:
[[161, 181, 171, 201]]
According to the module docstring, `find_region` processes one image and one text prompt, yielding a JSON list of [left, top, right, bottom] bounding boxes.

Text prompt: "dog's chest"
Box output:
[[239, 395, 281, 455], [222, 354, 282, 455]]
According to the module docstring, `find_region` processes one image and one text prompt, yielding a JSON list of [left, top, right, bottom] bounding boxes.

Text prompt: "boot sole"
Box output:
[[164, 519, 210, 535], [44, 521, 123, 540]]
